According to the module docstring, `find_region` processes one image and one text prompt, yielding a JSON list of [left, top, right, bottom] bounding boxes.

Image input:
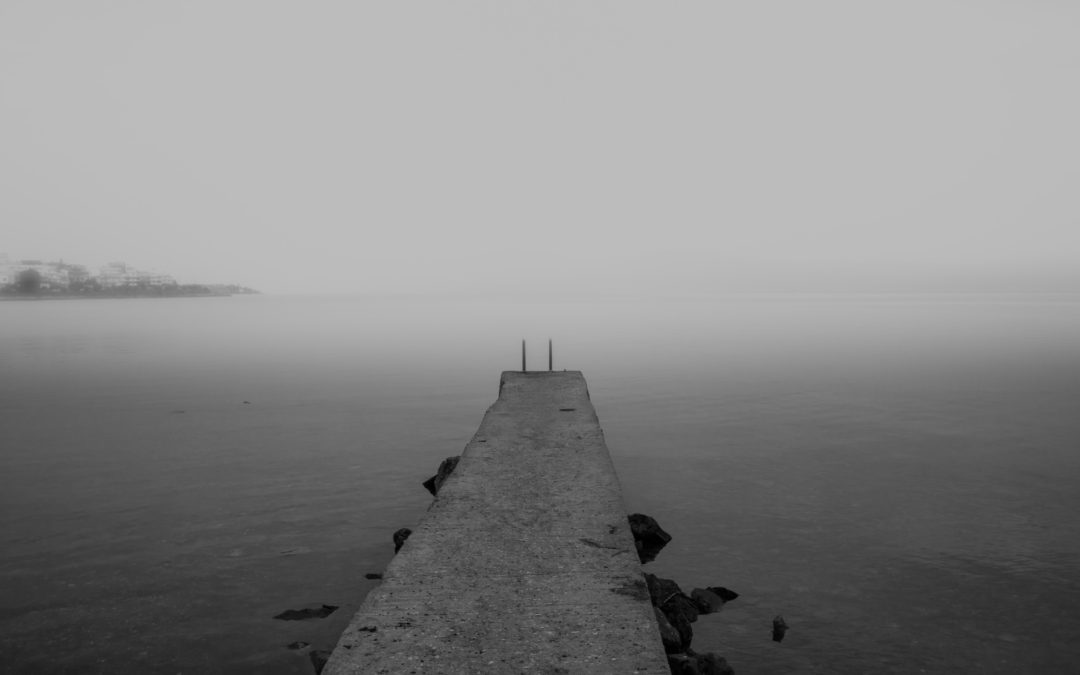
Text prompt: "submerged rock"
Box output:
[[278, 547, 312, 557], [690, 588, 723, 614], [286, 641, 310, 650], [628, 513, 672, 563], [273, 605, 338, 621], [707, 586, 739, 603], [392, 528, 412, 553], [309, 649, 332, 674], [667, 651, 735, 675], [772, 615, 789, 643], [422, 456, 460, 496], [691, 588, 727, 614]]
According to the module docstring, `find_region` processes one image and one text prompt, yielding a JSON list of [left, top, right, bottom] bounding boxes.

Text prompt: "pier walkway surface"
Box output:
[[324, 371, 669, 674]]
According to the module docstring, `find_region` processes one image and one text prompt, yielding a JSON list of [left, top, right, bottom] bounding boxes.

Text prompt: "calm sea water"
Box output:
[[1, 294, 1078, 674]]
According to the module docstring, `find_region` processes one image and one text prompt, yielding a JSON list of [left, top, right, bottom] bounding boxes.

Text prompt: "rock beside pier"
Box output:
[[629, 513, 672, 563], [422, 456, 460, 496], [690, 586, 738, 614], [667, 651, 735, 675], [273, 605, 338, 621], [691, 588, 725, 614], [772, 615, 789, 642], [392, 528, 411, 553], [645, 573, 684, 606], [309, 649, 332, 674], [654, 607, 684, 653], [708, 586, 739, 603]]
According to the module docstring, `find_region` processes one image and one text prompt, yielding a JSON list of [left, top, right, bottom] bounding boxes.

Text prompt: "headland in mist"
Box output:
[[0, 256, 257, 299]]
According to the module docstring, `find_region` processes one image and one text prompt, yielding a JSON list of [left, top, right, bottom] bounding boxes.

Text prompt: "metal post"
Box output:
[[548, 339, 553, 371], [521, 339, 526, 372]]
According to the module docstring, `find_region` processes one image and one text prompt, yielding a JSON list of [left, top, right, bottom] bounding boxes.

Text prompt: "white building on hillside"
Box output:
[[98, 262, 175, 287]]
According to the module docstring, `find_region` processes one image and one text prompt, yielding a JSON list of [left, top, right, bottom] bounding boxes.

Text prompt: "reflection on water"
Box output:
[[1, 294, 1079, 673]]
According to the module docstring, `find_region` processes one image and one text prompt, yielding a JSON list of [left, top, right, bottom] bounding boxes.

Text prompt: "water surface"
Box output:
[[2, 294, 1078, 673]]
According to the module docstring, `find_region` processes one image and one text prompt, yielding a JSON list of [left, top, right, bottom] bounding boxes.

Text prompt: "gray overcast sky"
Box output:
[[2, 1, 1078, 294]]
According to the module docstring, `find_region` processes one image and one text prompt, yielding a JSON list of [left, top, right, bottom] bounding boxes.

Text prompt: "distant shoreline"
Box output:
[[0, 293, 234, 301], [0, 287, 259, 301]]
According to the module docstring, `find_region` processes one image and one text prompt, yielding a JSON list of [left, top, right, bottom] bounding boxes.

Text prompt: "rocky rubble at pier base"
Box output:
[[629, 512, 738, 675]]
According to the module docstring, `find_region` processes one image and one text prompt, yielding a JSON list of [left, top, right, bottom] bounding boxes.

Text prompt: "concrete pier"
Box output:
[[324, 371, 669, 674]]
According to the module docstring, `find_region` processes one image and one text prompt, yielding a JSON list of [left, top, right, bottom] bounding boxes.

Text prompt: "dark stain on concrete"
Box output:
[[611, 576, 650, 601]]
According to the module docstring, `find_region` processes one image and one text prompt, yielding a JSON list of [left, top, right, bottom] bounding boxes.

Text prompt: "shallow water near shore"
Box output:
[[2, 293, 1079, 674]]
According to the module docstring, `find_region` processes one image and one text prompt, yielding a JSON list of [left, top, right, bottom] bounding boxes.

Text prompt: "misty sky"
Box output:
[[2, 2, 1078, 295]]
